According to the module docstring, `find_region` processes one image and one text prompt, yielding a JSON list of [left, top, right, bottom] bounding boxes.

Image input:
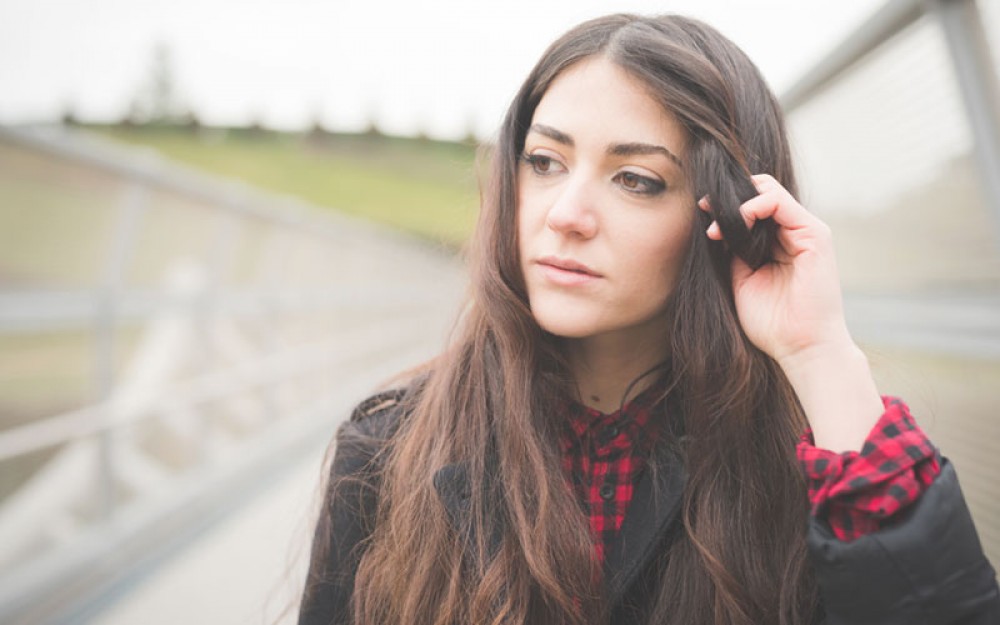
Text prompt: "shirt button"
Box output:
[[604, 425, 620, 440], [599, 483, 616, 501]]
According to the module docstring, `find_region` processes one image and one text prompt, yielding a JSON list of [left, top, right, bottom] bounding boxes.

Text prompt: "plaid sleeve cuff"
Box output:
[[797, 396, 941, 542]]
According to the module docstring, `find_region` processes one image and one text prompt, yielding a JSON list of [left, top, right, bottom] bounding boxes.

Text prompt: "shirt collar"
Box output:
[[558, 378, 667, 454]]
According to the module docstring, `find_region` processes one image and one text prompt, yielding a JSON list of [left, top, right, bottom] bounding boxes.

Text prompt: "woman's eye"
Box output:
[[614, 171, 666, 196], [620, 172, 640, 189], [521, 153, 562, 176], [532, 156, 552, 173]]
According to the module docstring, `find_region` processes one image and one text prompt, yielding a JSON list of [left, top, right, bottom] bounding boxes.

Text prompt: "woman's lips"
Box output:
[[536, 256, 602, 286]]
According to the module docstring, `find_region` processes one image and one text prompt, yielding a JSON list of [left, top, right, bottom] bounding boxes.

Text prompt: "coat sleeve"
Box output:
[[808, 458, 1000, 625], [298, 396, 401, 625]]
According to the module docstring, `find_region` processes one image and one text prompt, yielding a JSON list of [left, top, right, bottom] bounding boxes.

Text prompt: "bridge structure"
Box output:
[[1, 0, 999, 622]]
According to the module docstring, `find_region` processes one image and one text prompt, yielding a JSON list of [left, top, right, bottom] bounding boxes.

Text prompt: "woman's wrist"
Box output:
[[777, 340, 885, 454]]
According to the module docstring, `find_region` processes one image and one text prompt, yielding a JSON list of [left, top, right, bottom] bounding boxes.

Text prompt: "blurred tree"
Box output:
[[361, 102, 384, 138], [461, 113, 479, 147], [60, 101, 79, 126], [127, 42, 189, 126], [180, 110, 202, 134], [306, 107, 332, 147], [245, 112, 268, 137]]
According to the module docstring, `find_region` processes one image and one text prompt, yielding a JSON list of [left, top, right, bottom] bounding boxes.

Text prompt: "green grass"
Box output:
[[95, 126, 481, 247]]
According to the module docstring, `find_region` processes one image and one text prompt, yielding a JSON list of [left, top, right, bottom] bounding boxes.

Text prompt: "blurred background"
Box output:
[[0, 0, 998, 623]]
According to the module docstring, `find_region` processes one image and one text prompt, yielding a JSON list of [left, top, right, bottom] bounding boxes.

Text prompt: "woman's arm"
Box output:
[[807, 458, 1000, 624], [703, 174, 1000, 623]]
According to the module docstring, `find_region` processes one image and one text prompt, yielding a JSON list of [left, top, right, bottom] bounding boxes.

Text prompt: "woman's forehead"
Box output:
[[530, 57, 687, 156]]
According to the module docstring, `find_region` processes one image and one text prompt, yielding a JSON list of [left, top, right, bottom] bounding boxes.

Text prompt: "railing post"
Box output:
[[95, 181, 148, 520], [196, 207, 240, 460], [255, 223, 290, 424], [927, 0, 1000, 244]]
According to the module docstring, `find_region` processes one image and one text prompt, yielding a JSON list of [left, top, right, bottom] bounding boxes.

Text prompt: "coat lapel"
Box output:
[[603, 441, 686, 604], [432, 462, 506, 562], [432, 462, 477, 553], [433, 441, 686, 606]]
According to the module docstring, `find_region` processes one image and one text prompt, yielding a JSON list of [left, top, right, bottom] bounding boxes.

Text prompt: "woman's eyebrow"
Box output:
[[528, 124, 573, 146], [527, 124, 683, 167], [608, 142, 683, 167]]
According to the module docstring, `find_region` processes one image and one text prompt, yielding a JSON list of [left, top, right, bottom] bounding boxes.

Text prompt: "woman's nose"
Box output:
[[545, 177, 598, 239]]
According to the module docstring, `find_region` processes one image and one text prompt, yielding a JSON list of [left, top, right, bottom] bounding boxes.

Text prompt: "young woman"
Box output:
[[299, 14, 999, 625]]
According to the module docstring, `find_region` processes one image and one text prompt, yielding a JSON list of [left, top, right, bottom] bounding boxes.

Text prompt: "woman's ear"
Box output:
[[690, 141, 776, 270]]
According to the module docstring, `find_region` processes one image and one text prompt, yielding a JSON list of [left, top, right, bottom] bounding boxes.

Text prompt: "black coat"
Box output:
[[299, 391, 1000, 625]]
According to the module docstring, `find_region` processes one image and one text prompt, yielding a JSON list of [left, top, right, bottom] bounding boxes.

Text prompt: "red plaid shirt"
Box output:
[[557, 383, 664, 565], [797, 395, 940, 541], [559, 392, 940, 566]]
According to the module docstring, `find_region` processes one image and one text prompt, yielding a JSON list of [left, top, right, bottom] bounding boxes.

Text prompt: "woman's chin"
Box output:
[[531, 312, 602, 340]]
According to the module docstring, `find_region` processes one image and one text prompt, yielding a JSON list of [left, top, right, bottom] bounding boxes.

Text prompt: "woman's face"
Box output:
[[517, 56, 695, 345]]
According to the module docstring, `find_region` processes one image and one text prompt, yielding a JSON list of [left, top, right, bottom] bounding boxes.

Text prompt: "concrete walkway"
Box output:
[[91, 445, 327, 625]]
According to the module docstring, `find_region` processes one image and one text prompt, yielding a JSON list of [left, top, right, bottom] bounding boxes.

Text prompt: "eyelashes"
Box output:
[[614, 171, 666, 196], [519, 153, 667, 197], [521, 153, 561, 175]]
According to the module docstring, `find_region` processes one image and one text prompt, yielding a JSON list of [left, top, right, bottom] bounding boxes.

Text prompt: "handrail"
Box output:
[[0, 125, 342, 236], [0, 286, 444, 332], [780, 0, 923, 112], [0, 124, 441, 250], [780, 0, 1000, 233], [0, 316, 433, 462]]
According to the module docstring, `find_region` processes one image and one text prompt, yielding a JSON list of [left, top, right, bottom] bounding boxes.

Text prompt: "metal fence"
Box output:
[[0, 125, 464, 624], [783, 0, 1000, 566]]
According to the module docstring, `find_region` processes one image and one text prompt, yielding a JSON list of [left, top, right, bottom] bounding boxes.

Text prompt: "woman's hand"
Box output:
[[700, 174, 884, 453], [700, 174, 851, 364]]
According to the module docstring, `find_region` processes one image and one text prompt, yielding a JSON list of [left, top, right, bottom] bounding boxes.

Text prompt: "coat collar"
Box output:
[[603, 440, 686, 603], [431, 441, 686, 606]]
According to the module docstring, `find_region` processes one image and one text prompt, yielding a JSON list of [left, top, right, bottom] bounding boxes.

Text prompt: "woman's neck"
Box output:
[[561, 330, 669, 414]]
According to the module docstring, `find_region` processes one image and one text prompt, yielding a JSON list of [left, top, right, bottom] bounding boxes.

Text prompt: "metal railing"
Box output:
[[782, 0, 1000, 236], [0, 125, 464, 624]]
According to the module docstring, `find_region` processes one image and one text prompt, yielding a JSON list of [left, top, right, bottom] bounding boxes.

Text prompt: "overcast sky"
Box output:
[[0, 0, 882, 140]]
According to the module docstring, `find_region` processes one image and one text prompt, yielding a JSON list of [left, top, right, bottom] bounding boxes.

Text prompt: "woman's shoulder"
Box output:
[[338, 378, 422, 444], [328, 374, 428, 485], [326, 386, 413, 488], [347, 387, 408, 429]]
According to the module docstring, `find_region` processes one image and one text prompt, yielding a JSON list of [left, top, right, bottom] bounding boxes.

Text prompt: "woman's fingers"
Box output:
[[698, 196, 724, 240], [706, 220, 722, 239], [700, 175, 823, 241], [741, 174, 817, 231]]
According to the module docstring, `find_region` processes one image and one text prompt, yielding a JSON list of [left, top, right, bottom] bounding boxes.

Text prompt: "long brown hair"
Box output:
[[315, 13, 819, 625]]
